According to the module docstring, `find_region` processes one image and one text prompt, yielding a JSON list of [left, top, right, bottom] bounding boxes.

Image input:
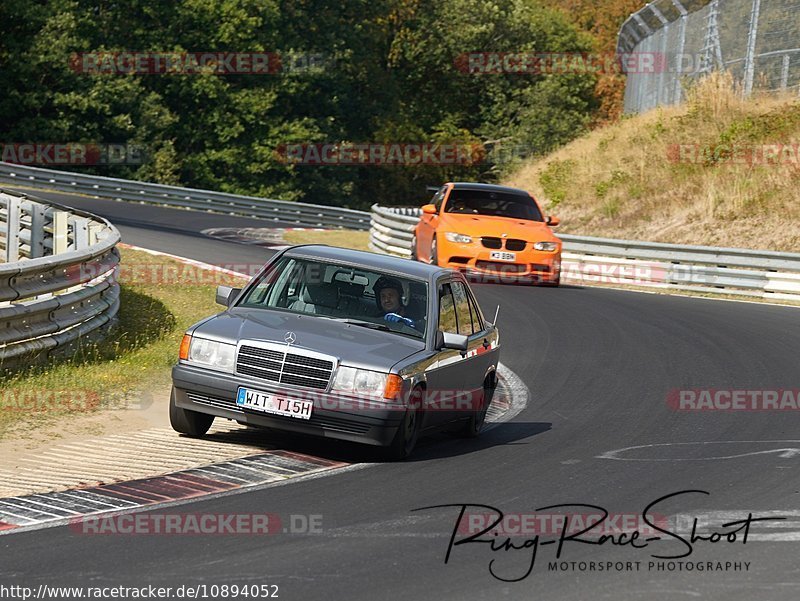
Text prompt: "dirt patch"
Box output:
[[0, 385, 172, 468]]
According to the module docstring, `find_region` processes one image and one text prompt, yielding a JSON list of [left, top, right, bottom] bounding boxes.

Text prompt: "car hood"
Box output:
[[440, 214, 560, 241], [191, 308, 425, 372]]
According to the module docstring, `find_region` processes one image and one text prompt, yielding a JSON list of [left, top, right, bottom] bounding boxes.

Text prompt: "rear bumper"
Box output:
[[172, 363, 404, 447], [439, 239, 561, 283]]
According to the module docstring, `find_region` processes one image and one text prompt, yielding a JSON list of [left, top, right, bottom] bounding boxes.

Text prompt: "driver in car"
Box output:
[[373, 276, 422, 332]]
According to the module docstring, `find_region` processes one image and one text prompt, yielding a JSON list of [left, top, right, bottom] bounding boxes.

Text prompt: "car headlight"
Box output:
[[332, 366, 402, 400], [187, 337, 236, 373], [445, 232, 473, 244], [534, 241, 558, 252]]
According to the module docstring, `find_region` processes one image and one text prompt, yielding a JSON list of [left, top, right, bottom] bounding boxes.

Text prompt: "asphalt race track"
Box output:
[[2, 189, 800, 600]]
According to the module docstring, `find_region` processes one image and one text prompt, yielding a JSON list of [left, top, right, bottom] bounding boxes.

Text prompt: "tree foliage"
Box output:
[[0, 0, 604, 208], [539, 0, 645, 123]]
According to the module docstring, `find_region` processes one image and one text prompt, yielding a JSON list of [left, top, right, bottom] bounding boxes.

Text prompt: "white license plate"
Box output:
[[490, 251, 516, 261], [236, 387, 313, 420]]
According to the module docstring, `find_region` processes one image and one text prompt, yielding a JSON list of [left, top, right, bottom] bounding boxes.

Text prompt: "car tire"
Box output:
[[541, 273, 560, 287], [457, 376, 495, 438], [410, 234, 419, 261], [384, 386, 424, 460], [169, 387, 214, 437], [430, 236, 439, 266]]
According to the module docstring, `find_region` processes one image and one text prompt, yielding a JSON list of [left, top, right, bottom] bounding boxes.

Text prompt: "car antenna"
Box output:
[[493, 304, 500, 325]]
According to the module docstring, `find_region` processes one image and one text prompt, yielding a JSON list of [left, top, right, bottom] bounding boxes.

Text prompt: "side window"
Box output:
[[438, 283, 458, 334], [265, 258, 302, 307], [246, 257, 292, 306], [451, 281, 474, 336]]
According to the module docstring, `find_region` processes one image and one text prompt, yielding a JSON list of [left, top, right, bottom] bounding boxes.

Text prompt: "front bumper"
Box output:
[[172, 363, 405, 447], [438, 238, 561, 283]]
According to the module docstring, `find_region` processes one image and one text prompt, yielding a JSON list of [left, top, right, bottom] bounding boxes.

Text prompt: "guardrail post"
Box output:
[[52, 211, 68, 255], [743, 0, 762, 97], [5, 196, 20, 262], [29, 203, 46, 258], [74, 217, 90, 250], [88, 222, 101, 246], [781, 54, 791, 90], [671, 0, 689, 104]]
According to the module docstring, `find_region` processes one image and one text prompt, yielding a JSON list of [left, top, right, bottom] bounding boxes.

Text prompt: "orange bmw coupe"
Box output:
[[412, 182, 562, 285]]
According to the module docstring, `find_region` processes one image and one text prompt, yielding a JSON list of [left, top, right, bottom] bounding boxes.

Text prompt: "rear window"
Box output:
[[444, 189, 543, 221]]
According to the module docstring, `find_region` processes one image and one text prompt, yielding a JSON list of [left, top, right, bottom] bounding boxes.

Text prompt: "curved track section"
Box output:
[[1, 189, 799, 600]]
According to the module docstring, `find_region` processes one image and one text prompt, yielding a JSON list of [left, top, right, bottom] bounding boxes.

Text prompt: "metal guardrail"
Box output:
[[0, 190, 121, 367], [0, 162, 371, 230], [369, 205, 419, 258], [369, 204, 800, 301]]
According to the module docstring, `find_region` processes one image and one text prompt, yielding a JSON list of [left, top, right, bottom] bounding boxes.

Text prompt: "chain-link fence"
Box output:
[[618, 0, 800, 113]]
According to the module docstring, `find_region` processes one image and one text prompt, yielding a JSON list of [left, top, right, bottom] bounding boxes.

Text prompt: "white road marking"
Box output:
[[598, 440, 800, 461], [669, 510, 800, 542], [484, 364, 529, 430]]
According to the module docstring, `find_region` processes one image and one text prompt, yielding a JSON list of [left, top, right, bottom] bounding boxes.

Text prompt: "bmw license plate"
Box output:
[[490, 251, 516, 261], [236, 387, 313, 420]]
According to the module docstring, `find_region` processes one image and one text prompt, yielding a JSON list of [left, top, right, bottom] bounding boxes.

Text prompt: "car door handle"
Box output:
[[482, 339, 490, 350]]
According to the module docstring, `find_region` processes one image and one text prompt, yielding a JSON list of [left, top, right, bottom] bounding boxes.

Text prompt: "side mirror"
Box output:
[[435, 330, 469, 352], [546, 215, 560, 227], [422, 204, 438, 215], [216, 285, 242, 307]]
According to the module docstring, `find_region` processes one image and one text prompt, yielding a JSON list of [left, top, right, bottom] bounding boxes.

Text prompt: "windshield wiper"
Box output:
[[333, 318, 392, 331]]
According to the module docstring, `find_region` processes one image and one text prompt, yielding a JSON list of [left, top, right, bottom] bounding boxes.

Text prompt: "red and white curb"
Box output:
[[118, 243, 254, 280], [0, 451, 346, 534]]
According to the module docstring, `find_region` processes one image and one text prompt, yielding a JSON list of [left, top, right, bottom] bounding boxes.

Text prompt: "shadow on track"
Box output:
[[197, 420, 552, 464]]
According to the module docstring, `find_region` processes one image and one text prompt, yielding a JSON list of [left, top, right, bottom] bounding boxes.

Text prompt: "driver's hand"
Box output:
[[384, 313, 415, 327]]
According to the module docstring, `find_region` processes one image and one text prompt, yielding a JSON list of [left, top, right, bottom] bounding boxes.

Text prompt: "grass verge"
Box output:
[[0, 248, 248, 439]]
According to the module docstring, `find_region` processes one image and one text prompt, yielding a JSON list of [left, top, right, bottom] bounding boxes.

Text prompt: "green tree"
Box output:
[[0, 0, 601, 208]]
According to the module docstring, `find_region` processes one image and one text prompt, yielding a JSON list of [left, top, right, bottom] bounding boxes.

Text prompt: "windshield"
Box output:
[[237, 256, 428, 339], [444, 189, 543, 221]]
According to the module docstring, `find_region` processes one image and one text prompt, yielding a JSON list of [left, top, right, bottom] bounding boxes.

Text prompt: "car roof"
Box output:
[[448, 182, 532, 196], [284, 245, 451, 280]]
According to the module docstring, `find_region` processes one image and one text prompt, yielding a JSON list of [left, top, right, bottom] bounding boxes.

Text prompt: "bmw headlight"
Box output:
[[534, 241, 558, 252], [332, 366, 392, 398], [187, 337, 236, 373], [445, 232, 473, 244]]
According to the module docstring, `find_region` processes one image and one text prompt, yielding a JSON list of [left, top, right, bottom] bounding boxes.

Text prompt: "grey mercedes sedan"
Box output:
[[170, 245, 500, 459]]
